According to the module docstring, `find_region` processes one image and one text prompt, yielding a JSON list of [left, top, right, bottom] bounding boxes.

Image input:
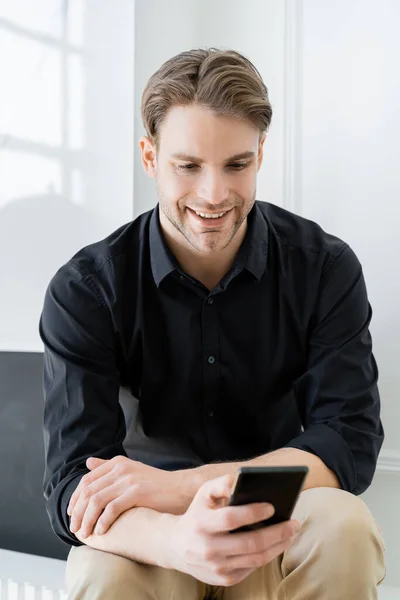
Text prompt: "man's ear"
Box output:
[[139, 136, 157, 178], [257, 133, 267, 172]]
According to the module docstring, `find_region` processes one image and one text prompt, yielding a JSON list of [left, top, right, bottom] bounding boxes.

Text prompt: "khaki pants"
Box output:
[[66, 487, 386, 599]]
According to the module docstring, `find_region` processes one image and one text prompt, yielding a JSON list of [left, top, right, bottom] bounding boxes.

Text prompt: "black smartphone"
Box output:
[[228, 465, 309, 533]]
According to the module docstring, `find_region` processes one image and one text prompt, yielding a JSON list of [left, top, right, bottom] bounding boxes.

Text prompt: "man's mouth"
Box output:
[[194, 210, 227, 219], [187, 207, 233, 224]]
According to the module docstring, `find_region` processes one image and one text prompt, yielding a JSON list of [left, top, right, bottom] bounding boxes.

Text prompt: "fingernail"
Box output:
[[95, 525, 104, 535]]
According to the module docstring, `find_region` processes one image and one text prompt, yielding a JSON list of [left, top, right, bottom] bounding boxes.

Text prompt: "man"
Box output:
[[40, 48, 386, 599]]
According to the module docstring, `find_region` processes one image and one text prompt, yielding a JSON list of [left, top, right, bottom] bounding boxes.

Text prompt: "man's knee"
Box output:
[[66, 545, 145, 599], [65, 544, 205, 600], [293, 486, 385, 548]]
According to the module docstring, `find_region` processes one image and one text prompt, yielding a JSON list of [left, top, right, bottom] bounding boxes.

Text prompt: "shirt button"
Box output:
[[207, 297, 214, 305], [208, 356, 215, 364], [207, 409, 214, 418], [180, 275, 185, 281]]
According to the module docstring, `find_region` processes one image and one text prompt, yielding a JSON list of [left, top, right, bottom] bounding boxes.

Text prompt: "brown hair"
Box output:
[[141, 48, 273, 150]]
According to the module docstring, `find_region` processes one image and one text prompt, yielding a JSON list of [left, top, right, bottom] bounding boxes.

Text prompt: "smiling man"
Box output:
[[40, 48, 386, 599]]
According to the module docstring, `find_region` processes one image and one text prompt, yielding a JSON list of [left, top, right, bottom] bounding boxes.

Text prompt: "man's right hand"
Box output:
[[167, 474, 301, 587]]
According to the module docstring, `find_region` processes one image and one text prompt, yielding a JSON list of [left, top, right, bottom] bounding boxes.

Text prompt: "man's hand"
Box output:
[[168, 474, 301, 587], [67, 456, 197, 538]]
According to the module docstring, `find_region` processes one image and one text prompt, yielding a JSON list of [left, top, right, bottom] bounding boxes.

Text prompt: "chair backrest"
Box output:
[[0, 351, 69, 560]]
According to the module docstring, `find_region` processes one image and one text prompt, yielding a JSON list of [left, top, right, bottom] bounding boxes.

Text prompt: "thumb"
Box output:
[[195, 474, 236, 509], [86, 457, 107, 470]]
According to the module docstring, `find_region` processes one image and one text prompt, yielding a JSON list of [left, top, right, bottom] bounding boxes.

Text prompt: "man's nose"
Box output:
[[197, 170, 230, 205]]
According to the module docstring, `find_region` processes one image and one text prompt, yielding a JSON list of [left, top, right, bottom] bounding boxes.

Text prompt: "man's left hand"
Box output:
[[67, 456, 197, 538]]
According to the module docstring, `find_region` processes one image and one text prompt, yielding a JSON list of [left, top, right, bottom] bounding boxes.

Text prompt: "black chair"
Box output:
[[0, 351, 69, 560]]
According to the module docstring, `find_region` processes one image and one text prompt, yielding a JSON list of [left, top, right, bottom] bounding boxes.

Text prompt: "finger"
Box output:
[[203, 502, 275, 534], [217, 519, 301, 558], [87, 457, 108, 469], [195, 475, 236, 510], [223, 534, 298, 571], [69, 472, 117, 533], [94, 490, 138, 535], [67, 460, 114, 516], [79, 482, 124, 538]]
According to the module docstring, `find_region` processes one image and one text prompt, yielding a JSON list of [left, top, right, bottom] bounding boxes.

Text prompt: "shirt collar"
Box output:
[[149, 201, 268, 287], [149, 205, 178, 286], [243, 201, 269, 281]]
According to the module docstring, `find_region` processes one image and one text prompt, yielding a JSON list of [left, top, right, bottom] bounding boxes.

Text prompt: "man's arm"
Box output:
[[74, 506, 173, 566], [40, 261, 126, 546], [193, 447, 340, 491]]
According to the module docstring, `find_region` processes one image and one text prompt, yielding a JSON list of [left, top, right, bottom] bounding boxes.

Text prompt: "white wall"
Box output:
[[289, 0, 400, 588], [0, 0, 134, 351], [299, 0, 400, 453]]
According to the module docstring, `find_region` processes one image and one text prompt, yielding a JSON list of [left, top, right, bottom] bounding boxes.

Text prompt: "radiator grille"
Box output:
[[0, 579, 67, 599]]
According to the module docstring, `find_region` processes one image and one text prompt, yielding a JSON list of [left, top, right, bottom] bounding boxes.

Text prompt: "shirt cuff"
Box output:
[[283, 423, 357, 493], [46, 472, 87, 547]]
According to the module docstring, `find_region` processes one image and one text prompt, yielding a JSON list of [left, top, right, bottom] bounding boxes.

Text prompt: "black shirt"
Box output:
[[39, 201, 384, 546]]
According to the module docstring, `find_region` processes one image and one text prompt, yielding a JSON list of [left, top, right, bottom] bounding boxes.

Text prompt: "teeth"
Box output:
[[195, 211, 226, 219]]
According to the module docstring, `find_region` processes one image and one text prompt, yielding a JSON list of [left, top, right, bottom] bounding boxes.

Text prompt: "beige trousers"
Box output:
[[66, 487, 386, 599]]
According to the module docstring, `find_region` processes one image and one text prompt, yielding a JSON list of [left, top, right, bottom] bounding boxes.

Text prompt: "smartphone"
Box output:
[[228, 465, 309, 533]]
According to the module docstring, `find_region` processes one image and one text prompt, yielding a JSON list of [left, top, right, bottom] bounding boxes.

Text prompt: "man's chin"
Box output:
[[193, 241, 228, 254]]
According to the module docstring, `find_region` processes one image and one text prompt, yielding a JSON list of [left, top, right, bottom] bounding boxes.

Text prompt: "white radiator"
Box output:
[[0, 580, 67, 599], [0, 550, 67, 600]]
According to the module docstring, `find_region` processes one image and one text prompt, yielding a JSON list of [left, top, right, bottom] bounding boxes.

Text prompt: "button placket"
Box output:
[[201, 293, 219, 437]]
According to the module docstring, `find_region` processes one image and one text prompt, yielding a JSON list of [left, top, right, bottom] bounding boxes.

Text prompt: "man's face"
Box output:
[[140, 104, 265, 254]]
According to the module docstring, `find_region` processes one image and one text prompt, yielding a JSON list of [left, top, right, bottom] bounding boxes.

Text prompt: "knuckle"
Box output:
[[88, 495, 101, 510], [114, 463, 127, 475], [105, 502, 118, 519], [80, 487, 91, 500]]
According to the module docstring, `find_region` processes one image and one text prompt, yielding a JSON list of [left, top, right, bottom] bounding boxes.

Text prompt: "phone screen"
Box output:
[[228, 466, 309, 532]]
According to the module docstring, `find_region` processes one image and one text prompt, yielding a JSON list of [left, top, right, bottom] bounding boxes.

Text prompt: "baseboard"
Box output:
[[376, 449, 400, 473]]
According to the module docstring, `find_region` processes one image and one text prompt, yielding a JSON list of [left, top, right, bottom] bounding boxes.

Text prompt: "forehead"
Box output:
[[158, 104, 259, 162]]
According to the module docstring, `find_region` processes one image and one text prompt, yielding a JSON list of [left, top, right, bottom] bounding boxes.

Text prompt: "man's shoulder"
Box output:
[[256, 200, 346, 257], [64, 208, 153, 279]]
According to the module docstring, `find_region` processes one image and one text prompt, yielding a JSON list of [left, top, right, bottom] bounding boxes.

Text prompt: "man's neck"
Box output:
[[160, 218, 247, 291]]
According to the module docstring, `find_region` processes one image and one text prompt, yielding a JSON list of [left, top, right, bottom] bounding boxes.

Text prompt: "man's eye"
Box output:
[[178, 164, 198, 170], [228, 163, 247, 170], [178, 163, 247, 171]]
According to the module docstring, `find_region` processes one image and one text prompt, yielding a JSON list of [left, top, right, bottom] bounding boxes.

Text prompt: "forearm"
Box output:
[[74, 506, 175, 568], [195, 448, 341, 491]]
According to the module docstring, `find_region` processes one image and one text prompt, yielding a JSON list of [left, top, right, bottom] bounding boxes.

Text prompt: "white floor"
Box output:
[[0, 549, 398, 599]]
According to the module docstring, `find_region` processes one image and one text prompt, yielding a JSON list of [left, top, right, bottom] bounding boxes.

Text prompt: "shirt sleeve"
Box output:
[[285, 244, 384, 495], [39, 261, 126, 546]]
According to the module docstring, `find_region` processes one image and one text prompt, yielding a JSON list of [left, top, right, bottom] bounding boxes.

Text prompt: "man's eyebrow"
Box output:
[[171, 151, 256, 163]]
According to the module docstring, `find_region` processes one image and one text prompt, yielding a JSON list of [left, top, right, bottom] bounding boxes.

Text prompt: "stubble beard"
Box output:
[[157, 185, 256, 253]]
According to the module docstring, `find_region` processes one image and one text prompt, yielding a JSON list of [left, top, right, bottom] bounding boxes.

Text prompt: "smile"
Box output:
[[194, 211, 227, 219]]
